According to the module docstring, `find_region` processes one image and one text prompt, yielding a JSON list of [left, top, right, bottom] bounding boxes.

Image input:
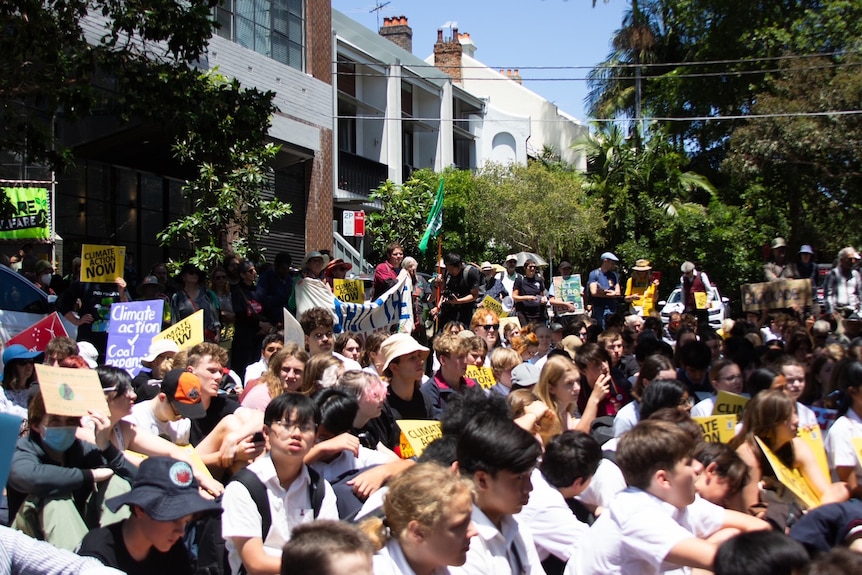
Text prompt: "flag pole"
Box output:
[[434, 235, 443, 334]]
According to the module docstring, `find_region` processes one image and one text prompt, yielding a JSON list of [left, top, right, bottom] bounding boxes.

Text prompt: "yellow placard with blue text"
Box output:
[[712, 390, 749, 420], [480, 295, 508, 318], [756, 437, 821, 509], [333, 278, 365, 303], [397, 420, 442, 459], [80, 244, 126, 283], [466, 365, 496, 390], [153, 309, 204, 351], [692, 415, 737, 443]]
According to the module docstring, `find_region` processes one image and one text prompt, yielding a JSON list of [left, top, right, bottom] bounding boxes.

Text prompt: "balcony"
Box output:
[[337, 151, 389, 201]]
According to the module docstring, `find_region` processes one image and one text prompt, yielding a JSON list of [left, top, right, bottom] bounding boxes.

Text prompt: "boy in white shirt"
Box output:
[[566, 419, 768, 575]]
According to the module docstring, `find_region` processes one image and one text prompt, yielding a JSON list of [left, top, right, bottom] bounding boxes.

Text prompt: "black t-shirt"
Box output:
[[513, 275, 545, 312], [386, 386, 433, 421], [443, 265, 481, 303], [78, 520, 192, 575], [189, 395, 241, 446], [353, 403, 400, 450]]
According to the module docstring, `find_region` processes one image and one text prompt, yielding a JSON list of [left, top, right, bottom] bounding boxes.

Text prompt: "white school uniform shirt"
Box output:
[[565, 489, 725, 575], [221, 456, 338, 575], [824, 408, 862, 485], [309, 445, 394, 482], [373, 539, 452, 575], [515, 469, 589, 562], [690, 396, 716, 418], [127, 399, 191, 445], [576, 458, 627, 510], [449, 505, 544, 575], [796, 402, 819, 430], [613, 401, 640, 437]]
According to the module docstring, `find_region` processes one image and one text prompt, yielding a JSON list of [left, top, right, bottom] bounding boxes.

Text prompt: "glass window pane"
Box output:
[[236, 16, 254, 49], [288, 41, 302, 69], [288, 0, 303, 17], [288, 13, 302, 40], [236, 0, 254, 19], [272, 35, 288, 65]]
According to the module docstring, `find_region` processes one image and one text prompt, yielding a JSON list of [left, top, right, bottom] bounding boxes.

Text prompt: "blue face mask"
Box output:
[[41, 426, 78, 452]]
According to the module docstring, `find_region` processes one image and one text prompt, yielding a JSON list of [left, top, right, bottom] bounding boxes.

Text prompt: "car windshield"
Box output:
[[0, 269, 49, 313], [667, 290, 682, 304]]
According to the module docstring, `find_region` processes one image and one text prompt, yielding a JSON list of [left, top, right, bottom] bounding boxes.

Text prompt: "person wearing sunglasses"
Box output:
[[513, 259, 548, 325]]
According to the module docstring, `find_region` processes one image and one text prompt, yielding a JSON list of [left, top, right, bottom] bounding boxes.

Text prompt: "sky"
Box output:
[[330, 0, 630, 123]]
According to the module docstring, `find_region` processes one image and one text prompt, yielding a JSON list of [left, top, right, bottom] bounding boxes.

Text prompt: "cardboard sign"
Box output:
[[152, 309, 204, 351], [740, 279, 813, 312], [712, 391, 749, 419], [852, 438, 862, 468], [466, 365, 496, 390], [333, 278, 365, 304], [552, 275, 585, 313], [694, 291, 708, 310], [692, 415, 737, 443], [755, 437, 821, 509], [6, 312, 69, 352], [797, 426, 830, 481], [106, 300, 164, 374], [0, 187, 49, 240], [283, 307, 305, 348], [80, 244, 126, 283], [480, 295, 508, 318], [397, 420, 442, 459], [498, 316, 522, 336], [35, 364, 109, 417]]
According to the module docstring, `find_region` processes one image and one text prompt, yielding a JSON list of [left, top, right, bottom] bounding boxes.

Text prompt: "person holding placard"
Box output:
[[372, 243, 403, 301], [692, 359, 745, 418], [728, 390, 849, 514], [513, 259, 547, 326], [57, 275, 130, 361], [680, 261, 710, 327], [824, 360, 862, 499]]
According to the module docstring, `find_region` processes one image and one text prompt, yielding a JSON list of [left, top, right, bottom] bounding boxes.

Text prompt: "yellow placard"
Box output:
[[333, 278, 365, 304], [480, 295, 508, 318], [396, 420, 442, 459], [153, 309, 204, 351], [755, 437, 821, 509], [34, 364, 109, 417], [740, 279, 814, 312], [692, 415, 737, 443], [465, 365, 496, 390], [853, 438, 862, 468], [694, 291, 708, 310], [797, 426, 830, 480], [80, 244, 126, 283], [712, 390, 749, 419]]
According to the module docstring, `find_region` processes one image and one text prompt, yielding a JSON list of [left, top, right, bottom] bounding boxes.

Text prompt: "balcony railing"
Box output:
[[337, 151, 388, 198]]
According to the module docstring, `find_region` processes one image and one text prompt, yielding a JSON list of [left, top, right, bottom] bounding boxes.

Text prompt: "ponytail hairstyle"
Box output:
[[833, 359, 862, 416]]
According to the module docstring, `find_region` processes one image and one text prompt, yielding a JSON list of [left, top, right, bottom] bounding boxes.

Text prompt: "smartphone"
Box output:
[[251, 431, 264, 443]]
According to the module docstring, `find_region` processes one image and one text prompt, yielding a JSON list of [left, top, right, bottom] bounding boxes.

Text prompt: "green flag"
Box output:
[[418, 179, 444, 253]]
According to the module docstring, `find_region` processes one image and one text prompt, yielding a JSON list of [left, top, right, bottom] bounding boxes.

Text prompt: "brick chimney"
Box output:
[[433, 27, 462, 84], [379, 15, 413, 53]]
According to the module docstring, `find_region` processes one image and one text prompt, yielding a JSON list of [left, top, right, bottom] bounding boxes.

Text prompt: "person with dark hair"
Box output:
[[824, 360, 862, 498], [43, 336, 79, 366], [574, 343, 622, 417], [242, 333, 284, 389], [77, 457, 222, 575], [587, 252, 620, 330], [803, 547, 862, 575], [372, 242, 404, 301], [516, 431, 601, 573], [299, 307, 335, 357], [257, 251, 294, 326], [637, 379, 692, 422], [453, 412, 544, 574], [231, 260, 274, 376], [434, 252, 481, 331], [171, 262, 220, 344], [440, 385, 510, 437], [281, 520, 374, 575], [613, 354, 676, 437], [713, 530, 809, 575], [221, 393, 338, 575], [512, 259, 548, 325], [676, 340, 714, 396], [568, 420, 769, 575], [693, 442, 750, 511], [745, 366, 787, 397]]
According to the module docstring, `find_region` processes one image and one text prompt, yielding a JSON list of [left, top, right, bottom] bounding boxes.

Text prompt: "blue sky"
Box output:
[[331, 0, 629, 122]]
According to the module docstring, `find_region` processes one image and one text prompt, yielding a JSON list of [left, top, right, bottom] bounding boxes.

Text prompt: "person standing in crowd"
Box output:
[[548, 261, 582, 327], [823, 246, 862, 317], [434, 252, 481, 330], [302, 251, 329, 281], [231, 260, 274, 376], [764, 237, 799, 281], [171, 263, 220, 344], [680, 261, 710, 326], [513, 259, 547, 325], [136, 275, 172, 329], [372, 243, 404, 300], [56, 274, 130, 360], [479, 261, 508, 302], [795, 244, 819, 286], [588, 252, 620, 330], [257, 251, 294, 325], [500, 254, 521, 298], [624, 259, 659, 317], [210, 266, 235, 353]]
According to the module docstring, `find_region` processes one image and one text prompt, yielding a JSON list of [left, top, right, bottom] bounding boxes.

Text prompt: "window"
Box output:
[[215, 0, 305, 70]]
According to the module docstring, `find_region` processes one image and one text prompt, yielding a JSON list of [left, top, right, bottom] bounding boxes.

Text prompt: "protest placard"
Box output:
[[152, 309, 204, 351], [755, 437, 821, 509], [552, 274, 585, 314], [797, 426, 830, 480], [466, 365, 496, 390], [333, 278, 365, 303], [480, 295, 507, 318], [0, 187, 49, 240], [106, 300, 164, 374], [853, 438, 862, 468], [80, 244, 126, 283], [35, 364, 109, 417], [6, 312, 68, 352], [692, 415, 737, 443], [810, 406, 839, 431], [397, 420, 442, 459], [695, 291, 708, 310], [712, 390, 749, 419], [740, 279, 813, 312]]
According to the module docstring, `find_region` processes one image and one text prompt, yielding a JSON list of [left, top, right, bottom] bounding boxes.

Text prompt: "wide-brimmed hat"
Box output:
[[141, 340, 179, 366], [380, 333, 429, 373], [480, 261, 494, 271], [137, 275, 165, 296], [303, 251, 331, 267], [771, 237, 787, 250], [799, 245, 814, 255], [2, 344, 43, 365], [77, 341, 99, 368], [324, 258, 352, 276], [600, 252, 619, 262], [106, 456, 222, 520], [632, 259, 652, 271], [511, 363, 541, 389], [160, 369, 206, 419]]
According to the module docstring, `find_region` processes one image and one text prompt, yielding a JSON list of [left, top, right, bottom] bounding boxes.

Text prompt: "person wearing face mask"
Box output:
[[8, 390, 138, 551]]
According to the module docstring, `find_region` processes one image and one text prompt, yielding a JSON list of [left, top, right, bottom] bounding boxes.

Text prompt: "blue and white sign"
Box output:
[[106, 300, 163, 375]]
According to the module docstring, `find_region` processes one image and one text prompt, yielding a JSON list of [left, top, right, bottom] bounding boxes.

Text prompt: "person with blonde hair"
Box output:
[[241, 343, 309, 410], [536, 355, 605, 437], [360, 463, 477, 575], [489, 347, 522, 397]]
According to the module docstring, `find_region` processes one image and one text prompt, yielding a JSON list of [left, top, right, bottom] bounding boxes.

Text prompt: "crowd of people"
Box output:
[[2, 240, 862, 574]]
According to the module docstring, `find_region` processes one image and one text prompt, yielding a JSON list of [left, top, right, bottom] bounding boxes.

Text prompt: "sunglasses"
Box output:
[[526, 265, 536, 270], [480, 324, 499, 331]]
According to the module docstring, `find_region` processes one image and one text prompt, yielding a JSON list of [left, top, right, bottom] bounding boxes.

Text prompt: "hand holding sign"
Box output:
[[34, 364, 109, 417]]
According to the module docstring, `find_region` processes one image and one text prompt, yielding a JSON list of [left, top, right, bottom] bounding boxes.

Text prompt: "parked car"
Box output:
[[658, 286, 730, 330], [0, 265, 77, 351]]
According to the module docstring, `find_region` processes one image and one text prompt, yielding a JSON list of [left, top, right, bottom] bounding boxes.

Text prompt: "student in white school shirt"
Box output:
[[515, 431, 602, 574], [221, 393, 338, 575], [565, 420, 768, 575], [824, 360, 862, 498], [449, 411, 545, 575]]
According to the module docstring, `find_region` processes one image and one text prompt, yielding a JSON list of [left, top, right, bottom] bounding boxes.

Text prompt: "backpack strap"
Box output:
[[306, 465, 325, 518], [230, 468, 271, 539]]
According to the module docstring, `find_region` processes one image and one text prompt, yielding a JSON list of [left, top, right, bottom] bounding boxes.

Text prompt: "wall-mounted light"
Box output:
[[78, 200, 86, 215]]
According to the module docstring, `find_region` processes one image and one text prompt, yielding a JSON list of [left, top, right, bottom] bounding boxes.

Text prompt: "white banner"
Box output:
[[294, 271, 413, 334]]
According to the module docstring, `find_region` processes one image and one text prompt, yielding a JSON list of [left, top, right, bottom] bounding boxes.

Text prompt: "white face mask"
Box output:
[[41, 273, 53, 286]]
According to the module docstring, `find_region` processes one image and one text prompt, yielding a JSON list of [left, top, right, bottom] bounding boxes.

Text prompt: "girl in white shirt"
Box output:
[[824, 360, 862, 498]]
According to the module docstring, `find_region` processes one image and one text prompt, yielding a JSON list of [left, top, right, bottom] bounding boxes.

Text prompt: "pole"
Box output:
[[434, 236, 443, 334]]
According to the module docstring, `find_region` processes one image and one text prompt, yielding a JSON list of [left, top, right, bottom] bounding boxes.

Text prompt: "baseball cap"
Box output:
[[771, 237, 787, 250], [77, 341, 99, 368], [141, 340, 180, 366], [558, 261, 573, 270], [511, 363, 541, 389], [106, 456, 222, 520], [160, 369, 206, 419], [137, 275, 165, 296], [505, 254, 517, 263]]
